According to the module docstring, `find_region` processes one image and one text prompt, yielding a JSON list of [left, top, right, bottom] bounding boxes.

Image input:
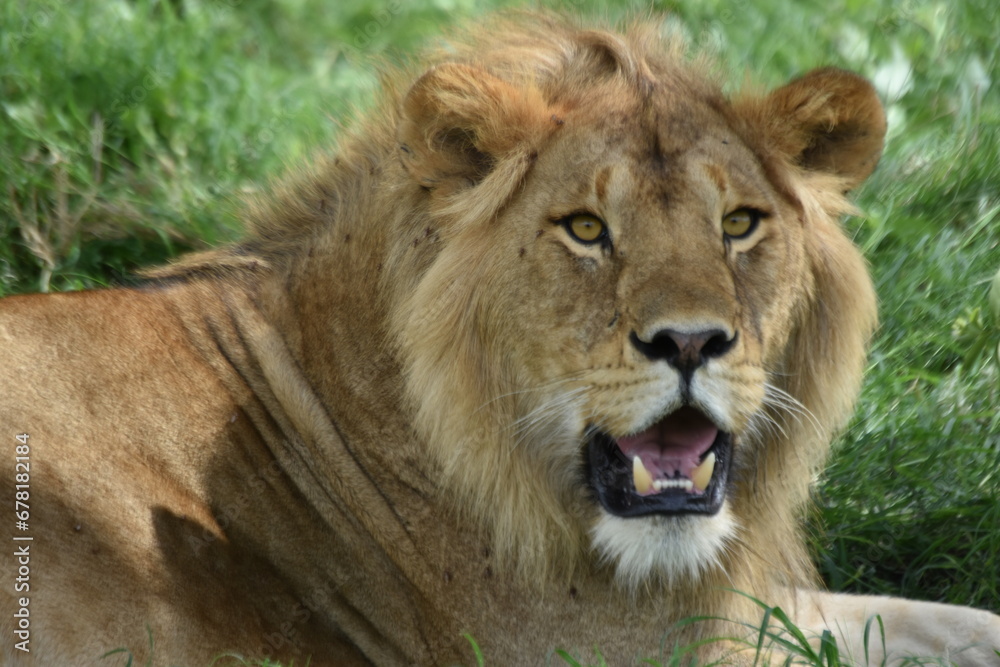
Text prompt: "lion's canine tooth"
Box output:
[[691, 451, 716, 492], [632, 456, 653, 494]]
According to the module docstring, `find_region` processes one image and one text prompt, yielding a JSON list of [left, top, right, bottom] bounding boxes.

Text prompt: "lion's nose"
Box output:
[[630, 328, 737, 378]]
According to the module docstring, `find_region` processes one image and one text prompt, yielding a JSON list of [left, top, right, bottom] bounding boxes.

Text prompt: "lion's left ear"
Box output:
[[397, 63, 556, 191], [735, 67, 886, 190]]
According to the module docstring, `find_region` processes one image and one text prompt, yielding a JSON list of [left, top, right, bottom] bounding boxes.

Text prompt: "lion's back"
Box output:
[[0, 288, 271, 662]]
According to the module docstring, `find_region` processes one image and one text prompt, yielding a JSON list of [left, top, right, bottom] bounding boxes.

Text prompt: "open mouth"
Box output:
[[586, 406, 732, 517]]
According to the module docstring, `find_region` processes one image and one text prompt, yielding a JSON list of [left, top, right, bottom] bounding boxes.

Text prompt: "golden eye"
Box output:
[[722, 208, 760, 239], [565, 214, 607, 244]]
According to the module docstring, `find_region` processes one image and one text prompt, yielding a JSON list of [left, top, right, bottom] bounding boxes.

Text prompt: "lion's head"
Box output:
[[182, 14, 887, 600], [385, 15, 883, 590]]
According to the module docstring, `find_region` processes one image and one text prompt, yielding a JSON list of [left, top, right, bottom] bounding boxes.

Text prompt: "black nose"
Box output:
[[630, 328, 737, 378]]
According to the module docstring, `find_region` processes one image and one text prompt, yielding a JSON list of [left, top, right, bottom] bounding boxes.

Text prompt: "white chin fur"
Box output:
[[590, 504, 737, 589]]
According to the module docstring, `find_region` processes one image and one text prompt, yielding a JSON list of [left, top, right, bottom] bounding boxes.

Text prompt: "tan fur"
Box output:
[[1, 13, 997, 666]]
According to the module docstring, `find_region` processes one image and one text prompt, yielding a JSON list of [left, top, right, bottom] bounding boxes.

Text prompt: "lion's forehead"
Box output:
[[542, 130, 776, 237], [545, 98, 772, 206]]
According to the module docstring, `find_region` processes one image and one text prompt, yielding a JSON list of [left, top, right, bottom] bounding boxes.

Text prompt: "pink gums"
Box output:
[[615, 406, 718, 494]]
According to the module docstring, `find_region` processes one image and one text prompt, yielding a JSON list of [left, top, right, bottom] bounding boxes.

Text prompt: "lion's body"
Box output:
[[0, 280, 768, 665], [1, 13, 998, 666]]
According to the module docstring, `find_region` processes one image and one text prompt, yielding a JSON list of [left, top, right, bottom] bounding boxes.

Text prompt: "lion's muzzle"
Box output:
[[586, 406, 732, 518]]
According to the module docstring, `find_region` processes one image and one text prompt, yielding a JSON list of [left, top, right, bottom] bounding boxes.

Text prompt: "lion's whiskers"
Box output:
[[474, 369, 590, 415], [761, 382, 823, 440], [509, 386, 589, 450], [500, 371, 663, 450]]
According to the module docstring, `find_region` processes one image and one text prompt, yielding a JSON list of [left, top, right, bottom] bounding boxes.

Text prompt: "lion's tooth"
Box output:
[[691, 451, 716, 492], [632, 456, 653, 494], [654, 479, 693, 491]]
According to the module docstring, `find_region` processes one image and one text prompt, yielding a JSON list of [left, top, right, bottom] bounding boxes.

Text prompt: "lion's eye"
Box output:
[[564, 214, 607, 244], [722, 208, 761, 239]]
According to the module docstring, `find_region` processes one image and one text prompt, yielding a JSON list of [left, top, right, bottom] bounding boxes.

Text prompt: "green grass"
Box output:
[[802, 0, 1000, 607], [4, 0, 999, 664]]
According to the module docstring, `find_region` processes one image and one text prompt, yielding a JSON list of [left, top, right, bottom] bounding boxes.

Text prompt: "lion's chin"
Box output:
[[586, 406, 733, 517], [590, 507, 738, 587]]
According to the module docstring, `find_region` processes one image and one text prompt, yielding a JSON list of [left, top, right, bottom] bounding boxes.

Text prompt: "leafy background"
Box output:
[[2, 0, 999, 658]]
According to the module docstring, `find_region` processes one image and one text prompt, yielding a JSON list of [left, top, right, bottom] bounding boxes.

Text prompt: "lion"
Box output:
[[1, 12, 997, 667]]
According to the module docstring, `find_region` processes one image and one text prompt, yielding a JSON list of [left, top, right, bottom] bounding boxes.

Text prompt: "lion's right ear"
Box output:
[[397, 64, 556, 191]]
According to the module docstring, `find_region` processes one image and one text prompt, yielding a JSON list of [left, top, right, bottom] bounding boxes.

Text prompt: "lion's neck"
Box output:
[[160, 273, 802, 663]]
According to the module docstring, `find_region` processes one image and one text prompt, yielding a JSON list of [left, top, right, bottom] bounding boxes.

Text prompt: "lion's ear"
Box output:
[[738, 68, 886, 190], [397, 63, 554, 190]]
